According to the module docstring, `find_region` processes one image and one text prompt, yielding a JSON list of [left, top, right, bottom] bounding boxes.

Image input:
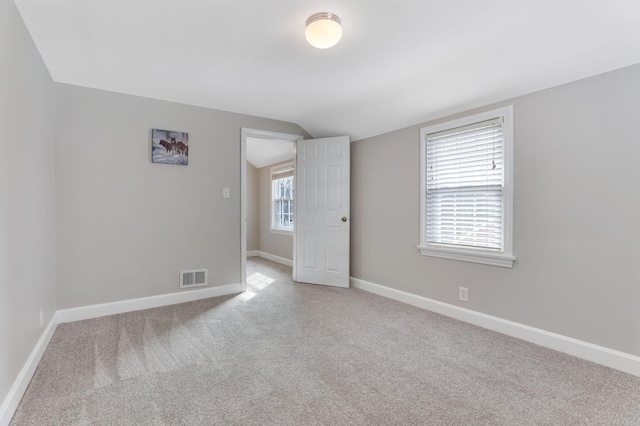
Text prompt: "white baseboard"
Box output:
[[251, 251, 293, 267], [0, 314, 59, 426], [350, 277, 640, 378], [57, 283, 242, 323], [246, 250, 259, 257]]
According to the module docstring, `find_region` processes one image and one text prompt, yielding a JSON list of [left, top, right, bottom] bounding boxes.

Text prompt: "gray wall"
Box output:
[[55, 84, 307, 309], [0, 0, 56, 408], [351, 64, 640, 356], [258, 160, 294, 260], [246, 162, 259, 252]]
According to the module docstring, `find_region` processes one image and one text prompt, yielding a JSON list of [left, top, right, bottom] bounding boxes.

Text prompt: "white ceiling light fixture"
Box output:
[[305, 12, 342, 49]]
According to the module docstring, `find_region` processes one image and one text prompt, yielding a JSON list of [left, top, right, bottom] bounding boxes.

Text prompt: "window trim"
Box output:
[[270, 162, 294, 236], [418, 106, 515, 268]]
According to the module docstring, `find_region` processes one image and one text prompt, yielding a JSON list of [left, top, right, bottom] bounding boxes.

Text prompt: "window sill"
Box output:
[[417, 245, 515, 268], [270, 228, 293, 236]]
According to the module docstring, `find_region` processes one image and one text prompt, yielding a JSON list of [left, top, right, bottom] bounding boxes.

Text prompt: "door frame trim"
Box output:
[[240, 128, 303, 292]]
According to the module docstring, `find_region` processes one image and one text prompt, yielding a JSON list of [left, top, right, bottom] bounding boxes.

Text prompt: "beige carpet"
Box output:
[[12, 258, 640, 425]]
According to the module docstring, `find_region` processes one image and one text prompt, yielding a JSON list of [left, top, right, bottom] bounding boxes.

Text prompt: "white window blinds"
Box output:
[[425, 117, 504, 251], [271, 166, 294, 181]]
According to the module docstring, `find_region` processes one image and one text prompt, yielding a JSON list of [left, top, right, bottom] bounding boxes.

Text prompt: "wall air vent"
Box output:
[[180, 269, 208, 288]]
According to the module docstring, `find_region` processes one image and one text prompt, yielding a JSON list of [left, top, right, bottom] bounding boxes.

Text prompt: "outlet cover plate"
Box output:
[[459, 287, 469, 302]]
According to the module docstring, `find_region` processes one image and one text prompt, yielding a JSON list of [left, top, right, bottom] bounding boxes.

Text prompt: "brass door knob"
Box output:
[[341, 216, 348, 222]]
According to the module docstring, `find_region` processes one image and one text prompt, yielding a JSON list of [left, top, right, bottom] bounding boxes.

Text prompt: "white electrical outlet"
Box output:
[[39, 308, 44, 328], [223, 187, 230, 198], [459, 287, 469, 302]]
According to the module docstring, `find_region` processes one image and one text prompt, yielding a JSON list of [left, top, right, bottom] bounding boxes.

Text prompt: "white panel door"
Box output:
[[295, 136, 350, 288]]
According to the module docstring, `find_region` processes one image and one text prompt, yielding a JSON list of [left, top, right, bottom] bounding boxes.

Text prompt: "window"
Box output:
[[271, 163, 294, 234], [418, 106, 515, 267]]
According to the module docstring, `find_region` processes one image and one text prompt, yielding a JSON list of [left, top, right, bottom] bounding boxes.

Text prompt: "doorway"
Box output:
[[241, 129, 352, 292], [240, 128, 302, 292]]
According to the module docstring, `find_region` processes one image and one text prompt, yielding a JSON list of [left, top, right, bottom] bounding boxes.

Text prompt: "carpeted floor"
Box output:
[[12, 258, 640, 425]]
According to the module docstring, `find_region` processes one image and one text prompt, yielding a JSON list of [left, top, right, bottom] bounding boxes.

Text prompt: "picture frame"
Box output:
[[152, 128, 189, 165]]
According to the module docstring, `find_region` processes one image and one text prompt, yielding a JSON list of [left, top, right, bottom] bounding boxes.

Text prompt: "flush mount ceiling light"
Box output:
[[305, 12, 342, 49]]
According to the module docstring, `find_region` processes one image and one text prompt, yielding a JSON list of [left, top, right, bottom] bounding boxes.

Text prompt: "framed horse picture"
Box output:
[[152, 129, 189, 165]]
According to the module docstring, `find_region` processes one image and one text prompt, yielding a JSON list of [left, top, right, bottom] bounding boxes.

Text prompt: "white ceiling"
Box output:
[[246, 137, 293, 169], [15, 0, 640, 141]]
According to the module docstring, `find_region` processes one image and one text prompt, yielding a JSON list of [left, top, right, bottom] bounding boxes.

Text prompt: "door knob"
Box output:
[[341, 216, 348, 222]]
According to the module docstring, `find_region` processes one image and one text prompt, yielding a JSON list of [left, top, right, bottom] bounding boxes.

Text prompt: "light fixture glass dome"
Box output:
[[305, 12, 342, 49]]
